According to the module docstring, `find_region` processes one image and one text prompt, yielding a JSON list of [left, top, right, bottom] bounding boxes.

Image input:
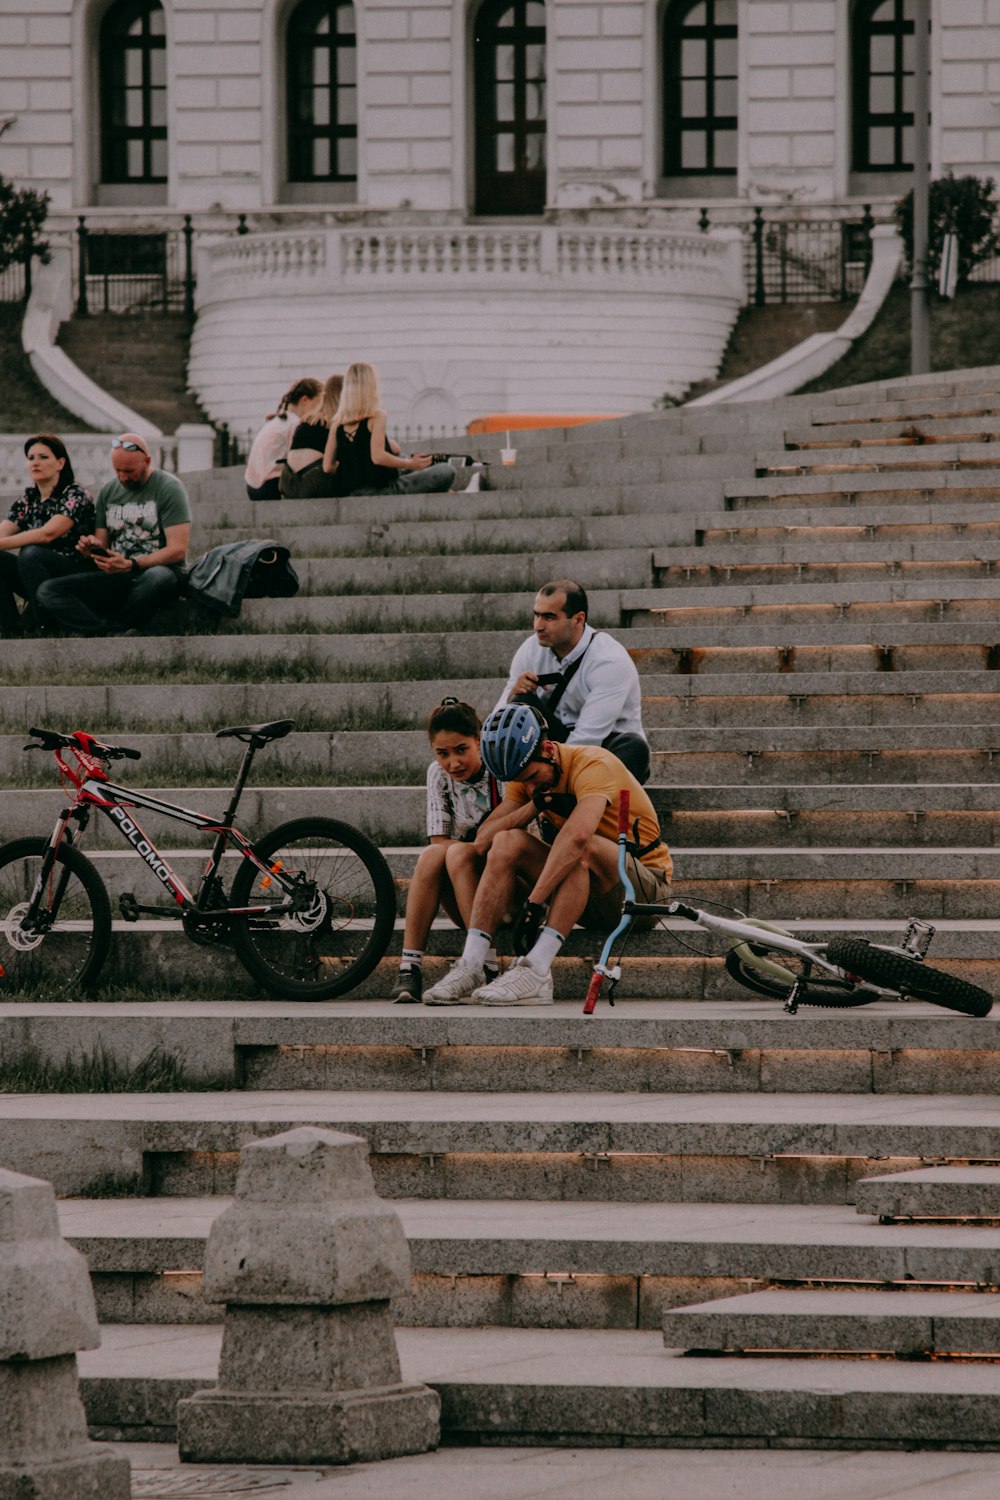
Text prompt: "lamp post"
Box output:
[[910, 0, 931, 375]]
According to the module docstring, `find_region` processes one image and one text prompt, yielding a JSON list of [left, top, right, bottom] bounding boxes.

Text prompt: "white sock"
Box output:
[[400, 948, 423, 971], [486, 946, 498, 971], [460, 929, 492, 971], [526, 926, 565, 976]]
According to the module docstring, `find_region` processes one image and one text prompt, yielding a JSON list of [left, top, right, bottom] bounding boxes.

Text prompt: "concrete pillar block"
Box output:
[[177, 1126, 440, 1466], [176, 423, 217, 475], [0, 1167, 130, 1500]]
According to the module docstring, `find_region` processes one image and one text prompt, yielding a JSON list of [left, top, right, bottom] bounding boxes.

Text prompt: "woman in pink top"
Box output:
[[244, 377, 322, 500]]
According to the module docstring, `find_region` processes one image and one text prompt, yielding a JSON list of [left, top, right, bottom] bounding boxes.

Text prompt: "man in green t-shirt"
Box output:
[[35, 434, 191, 637]]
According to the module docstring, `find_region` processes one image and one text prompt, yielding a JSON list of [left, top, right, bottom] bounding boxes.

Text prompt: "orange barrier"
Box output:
[[467, 413, 624, 435]]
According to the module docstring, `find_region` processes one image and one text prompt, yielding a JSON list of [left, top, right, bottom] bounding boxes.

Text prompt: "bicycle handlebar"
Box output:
[[26, 727, 142, 761]]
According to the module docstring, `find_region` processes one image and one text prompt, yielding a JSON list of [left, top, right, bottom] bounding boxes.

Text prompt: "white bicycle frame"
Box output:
[[582, 791, 933, 1014]]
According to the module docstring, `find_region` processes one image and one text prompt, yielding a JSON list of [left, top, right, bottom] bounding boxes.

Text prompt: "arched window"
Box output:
[[287, 0, 357, 183], [663, 0, 737, 178], [852, 0, 915, 173], [99, 0, 167, 184], [474, 0, 546, 217]]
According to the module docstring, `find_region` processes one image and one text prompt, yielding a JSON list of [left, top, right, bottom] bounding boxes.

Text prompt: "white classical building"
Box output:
[[2, 0, 997, 430]]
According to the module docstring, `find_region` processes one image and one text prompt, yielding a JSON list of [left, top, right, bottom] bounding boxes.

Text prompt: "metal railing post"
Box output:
[[76, 216, 89, 317], [753, 207, 765, 306], [183, 214, 195, 319]]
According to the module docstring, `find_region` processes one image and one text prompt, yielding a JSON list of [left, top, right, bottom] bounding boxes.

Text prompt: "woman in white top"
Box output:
[[393, 697, 503, 1003], [244, 376, 322, 500]]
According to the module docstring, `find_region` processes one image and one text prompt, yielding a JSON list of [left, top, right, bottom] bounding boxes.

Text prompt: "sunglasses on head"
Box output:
[[111, 438, 147, 454]]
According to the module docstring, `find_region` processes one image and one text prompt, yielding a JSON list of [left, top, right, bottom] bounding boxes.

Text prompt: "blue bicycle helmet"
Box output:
[[480, 703, 545, 780]]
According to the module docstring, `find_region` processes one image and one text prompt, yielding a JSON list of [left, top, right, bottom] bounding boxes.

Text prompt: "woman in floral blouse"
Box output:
[[0, 434, 95, 637]]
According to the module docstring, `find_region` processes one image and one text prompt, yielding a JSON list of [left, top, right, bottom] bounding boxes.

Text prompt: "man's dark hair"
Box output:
[[539, 578, 588, 621]]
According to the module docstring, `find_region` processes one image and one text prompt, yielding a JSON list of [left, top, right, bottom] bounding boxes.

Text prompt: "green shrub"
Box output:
[[895, 173, 1000, 287], [0, 175, 50, 279]]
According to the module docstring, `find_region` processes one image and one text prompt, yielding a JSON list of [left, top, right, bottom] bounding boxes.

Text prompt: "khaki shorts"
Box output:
[[582, 853, 672, 931]]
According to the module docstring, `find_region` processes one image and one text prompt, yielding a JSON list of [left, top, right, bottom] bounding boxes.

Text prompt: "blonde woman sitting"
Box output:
[[323, 362, 455, 496]]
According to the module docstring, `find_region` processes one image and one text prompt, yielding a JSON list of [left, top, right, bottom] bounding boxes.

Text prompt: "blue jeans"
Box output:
[[347, 463, 456, 497], [35, 564, 183, 637]]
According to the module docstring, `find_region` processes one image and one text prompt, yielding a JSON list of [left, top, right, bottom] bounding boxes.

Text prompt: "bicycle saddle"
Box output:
[[216, 719, 295, 744]]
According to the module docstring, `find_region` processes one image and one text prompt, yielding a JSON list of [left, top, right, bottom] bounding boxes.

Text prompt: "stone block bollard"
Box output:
[[177, 1126, 440, 1465], [0, 1166, 130, 1500]]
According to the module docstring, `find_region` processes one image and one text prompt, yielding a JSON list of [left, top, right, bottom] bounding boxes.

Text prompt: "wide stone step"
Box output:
[[784, 417, 1000, 448], [625, 577, 1000, 620], [724, 475, 1000, 510], [855, 1165, 1000, 1223], [700, 503, 1000, 542], [78, 1323, 1000, 1447], [4, 669, 997, 735], [7, 999, 1000, 1097], [808, 391, 1000, 427], [56, 1197, 1000, 1330], [4, 624, 1000, 681], [645, 690, 1000, 729], [653, 548, 1000, 589], [662, 1288, 1000, 1356], [16, 725, 1000, 786], [3, 1089, 1000, 1201], [295, 547, 654, 595], [755, 442, 1000, 475], [9, 779, 1000, 849], [196, 509, 693, 557]]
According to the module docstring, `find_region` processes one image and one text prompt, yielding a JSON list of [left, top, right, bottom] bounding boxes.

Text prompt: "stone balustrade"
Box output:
[[190, 221, 745, 434]]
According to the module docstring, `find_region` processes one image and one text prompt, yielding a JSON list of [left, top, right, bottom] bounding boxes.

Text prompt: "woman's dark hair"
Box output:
[[267, 376, 323, 422], [24, 433, 75, 494], [427, 697, 481, 739]]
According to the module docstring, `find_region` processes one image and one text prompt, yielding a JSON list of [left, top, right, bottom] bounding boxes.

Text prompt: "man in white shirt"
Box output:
[[494, 578, 650, 783]]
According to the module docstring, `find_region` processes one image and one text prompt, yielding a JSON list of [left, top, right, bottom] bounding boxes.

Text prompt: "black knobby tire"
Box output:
[[230, 817, 396, 1000], [826, 936, 994, 1018], [724, 943, 882, 1007], [0, 837, 112, 995]]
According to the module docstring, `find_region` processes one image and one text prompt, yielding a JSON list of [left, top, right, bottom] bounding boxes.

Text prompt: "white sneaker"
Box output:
[[423, 962, 486, 1006], [473, 958, 554, 1006]]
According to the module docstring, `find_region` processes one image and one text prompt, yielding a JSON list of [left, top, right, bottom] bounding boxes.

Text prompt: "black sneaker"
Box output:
[[392, 967, 423, 1003]]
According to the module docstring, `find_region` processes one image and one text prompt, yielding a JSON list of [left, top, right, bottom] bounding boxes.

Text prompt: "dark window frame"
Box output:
[[663, 0, 738, 178], [99, 0, 167, 185], [287, 0, 358, 184], [852, 0, 915, 174], [473, 0, 547, 217]]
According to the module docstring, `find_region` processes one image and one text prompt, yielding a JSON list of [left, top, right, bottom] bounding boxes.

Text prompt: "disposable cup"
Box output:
[[500, 447, 517, 465]]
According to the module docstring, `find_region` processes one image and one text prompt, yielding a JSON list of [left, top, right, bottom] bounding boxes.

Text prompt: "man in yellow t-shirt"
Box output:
[[423, 704, 671, 1007]]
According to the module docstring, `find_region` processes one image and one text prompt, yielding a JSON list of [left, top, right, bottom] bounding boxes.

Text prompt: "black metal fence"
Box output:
[[696, 204, 878, 305], [74, 216, 197, 318]]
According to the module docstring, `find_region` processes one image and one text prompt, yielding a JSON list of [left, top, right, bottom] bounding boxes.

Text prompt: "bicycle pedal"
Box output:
[[119, 893, 140, 923]]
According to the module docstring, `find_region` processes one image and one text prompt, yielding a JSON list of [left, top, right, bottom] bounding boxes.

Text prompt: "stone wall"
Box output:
[[1, 0, 999, 215]]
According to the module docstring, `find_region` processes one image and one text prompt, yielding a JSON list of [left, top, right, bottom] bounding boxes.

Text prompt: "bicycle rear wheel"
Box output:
[[723, 941, 881, 1006], [230, 817, 397, 1000], [0, 837, 111, 995], [825, 936, 993, 1018]]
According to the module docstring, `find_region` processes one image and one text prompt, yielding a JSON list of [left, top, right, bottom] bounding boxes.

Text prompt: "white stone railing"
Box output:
[[197, 223, 744, 304]]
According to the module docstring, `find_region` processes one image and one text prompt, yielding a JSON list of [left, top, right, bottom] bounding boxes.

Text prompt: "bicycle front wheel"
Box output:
[[230, 817, 397, 1000], [825, 936, 994, 1018], [0, 837, 111, 995]]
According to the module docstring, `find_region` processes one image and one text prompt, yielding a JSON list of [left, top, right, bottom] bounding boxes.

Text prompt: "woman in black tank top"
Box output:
[[322, 362, 456, 497]]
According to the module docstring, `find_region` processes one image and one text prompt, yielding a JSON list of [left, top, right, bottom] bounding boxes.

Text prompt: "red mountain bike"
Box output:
[[0, 723, 396, 1000]]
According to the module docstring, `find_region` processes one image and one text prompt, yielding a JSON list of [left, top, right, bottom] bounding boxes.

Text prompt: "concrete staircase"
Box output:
[[4, 367, 1000, 1449]]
